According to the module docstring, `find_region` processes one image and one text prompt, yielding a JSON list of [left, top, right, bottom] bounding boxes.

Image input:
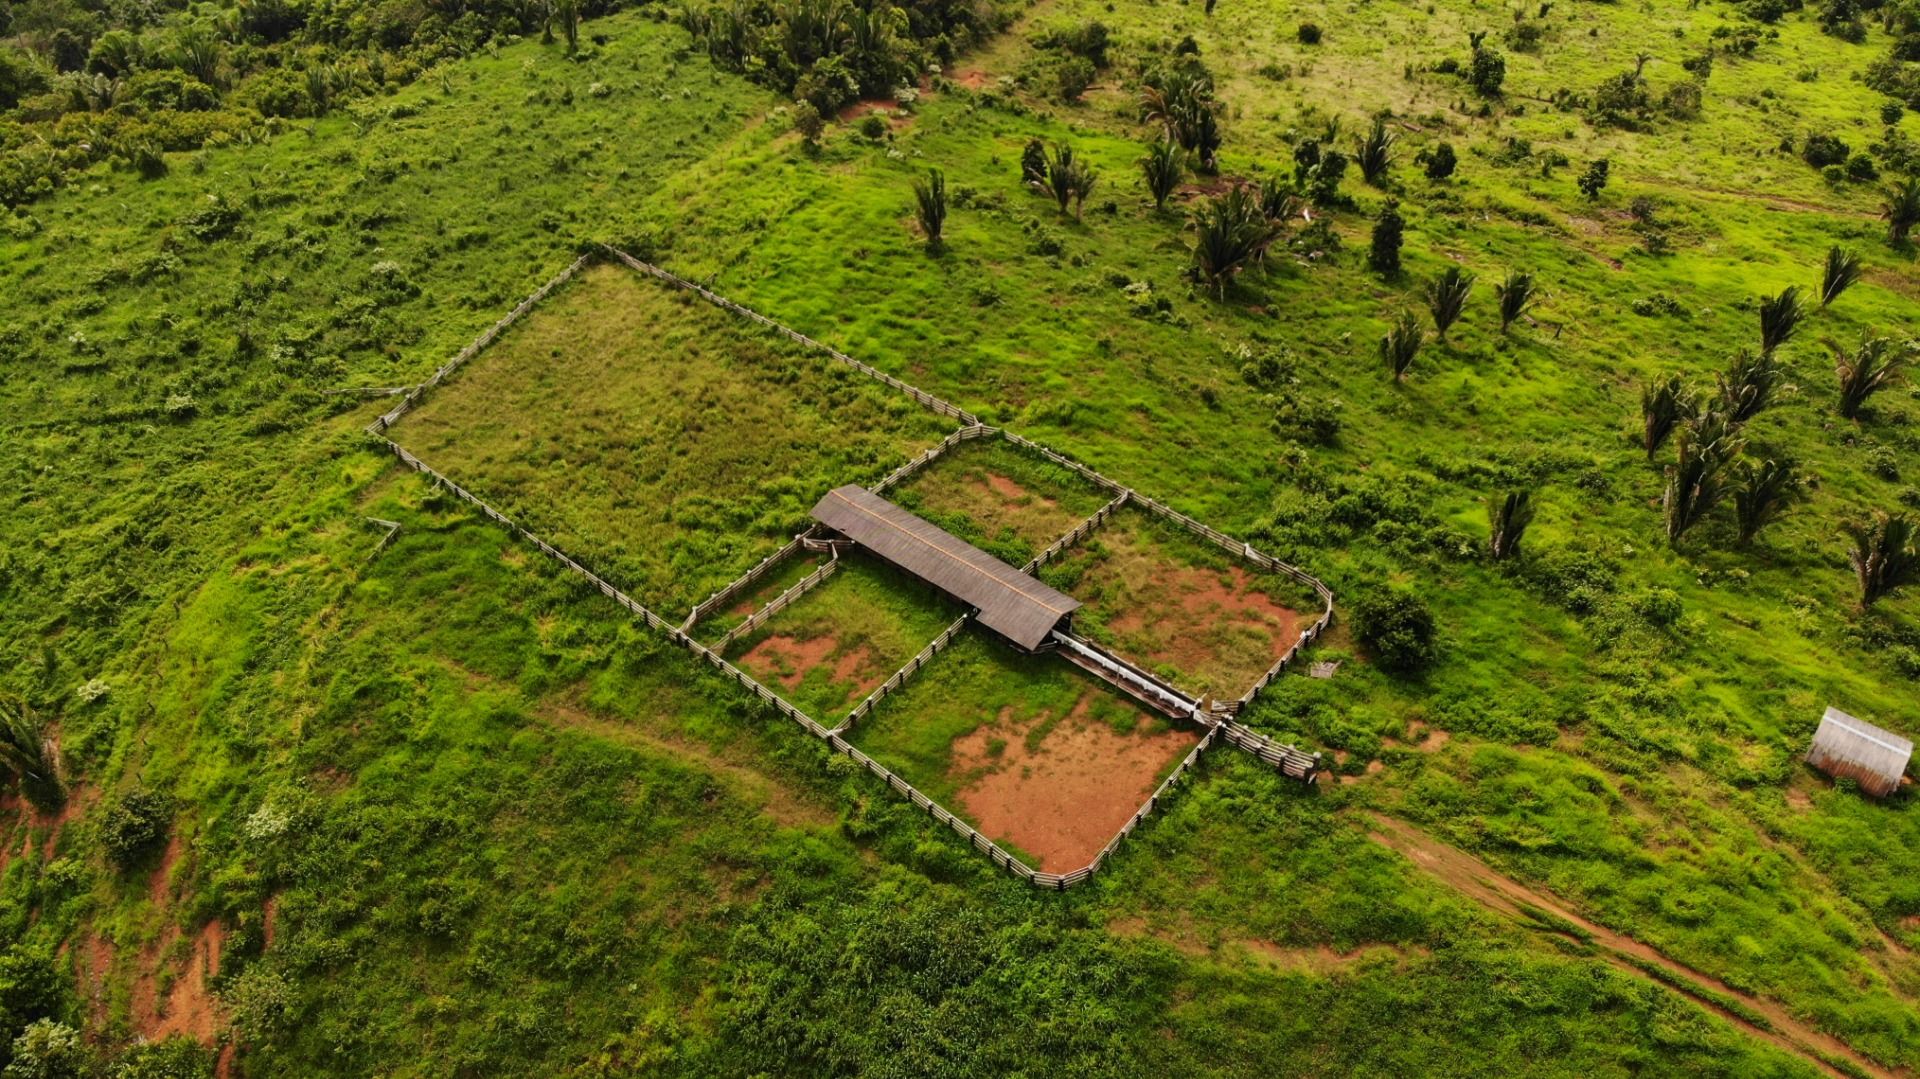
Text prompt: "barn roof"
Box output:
[[810, 485, 1079, 649], [1806, 706, 1912, 798]]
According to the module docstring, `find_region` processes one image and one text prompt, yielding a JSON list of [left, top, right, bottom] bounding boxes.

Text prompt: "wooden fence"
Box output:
[[1023, 491, 1129, 574], [368, 254, 592, 436], [683, 532, 814, 632], [837, 610, 973, 734], [872, 423, 997, 496], [1219, 721, 1322, 781], [602, 246, 981, 426], [712, 555, 840, 652]]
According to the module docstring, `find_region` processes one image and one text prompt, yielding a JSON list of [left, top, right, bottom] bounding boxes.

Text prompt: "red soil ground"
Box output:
[[1107, 563, 1303, 696], [737, 633, 838, 689], [949, 694, 1200, 871]]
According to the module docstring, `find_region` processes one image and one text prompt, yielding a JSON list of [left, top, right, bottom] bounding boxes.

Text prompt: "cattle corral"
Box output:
[[369, 248, 1335, 886]]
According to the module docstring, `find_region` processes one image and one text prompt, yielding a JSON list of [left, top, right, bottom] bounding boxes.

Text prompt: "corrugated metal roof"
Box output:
[[811, 485, 1079, 649], [1806, 706, 1912, 798]]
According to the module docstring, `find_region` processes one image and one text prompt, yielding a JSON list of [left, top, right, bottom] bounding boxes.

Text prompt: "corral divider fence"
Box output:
[[1023, 491, 1129, 575], [835, 610, 973, 736], [712, 554, 841, 652], [871, 423, 997, 496], [368, 253, 593, 436], [367, 247, 1340, 885]]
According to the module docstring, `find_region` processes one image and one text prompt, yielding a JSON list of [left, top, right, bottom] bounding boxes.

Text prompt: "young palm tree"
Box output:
[[1757, 286, 1807, 354], [1732, 458, 1798, 546], [1882, 176, 1920, 246], [1356, 116, 1396, 187], [1258, 176, 1301, 223], [1190, 187, 1282, 297], [1641, 374, 1695, 459], [1663, 406, 1745, 546], [1846, 511, 1920, 609], [912, 168, 946, 252], [0, 697, 61, 811], [1141, 140, 1185, 210], [1487, 489, 1536, 560], [1425, 266, 1475, 340], [1819, 246, 1861, 307], [1717, 348, 1786, 422], [1380, 310, 1425, 382], [1494, 269, 1536, 332], [1021, 138, 1048, 186], [1032, 143, 1098, 218], [1832, 334, 1909, 420]]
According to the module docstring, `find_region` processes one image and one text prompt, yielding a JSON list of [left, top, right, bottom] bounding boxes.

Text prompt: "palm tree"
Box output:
[[1819, 246, 1861, 307], [1356, 116, 1396, 187], [1021, 138, 1048, 186], [1663, 406, 1745, 546], [1488, 489, 1536, 560], [1494, 269, 1536, 332], [1641, 374, 1695, 459], [1833, 334, 1910, 420], [1380, 310, 1425, 382], [1190, 187, 1282, 297], [1141, 140, 1185, 210], [1717, 348, 1786, 423], [912, 167, 946, 252], [1425, 266, 1475, 340], [1732, 458, 1798, 546], [1846, 511, 1920, 609], [1258, 176, 1301, 223], [1882, 176, 1920, 246], [1032, 143, 1098, 218], [0, 697, 61, 811], [1758, 286, 1807, 354]]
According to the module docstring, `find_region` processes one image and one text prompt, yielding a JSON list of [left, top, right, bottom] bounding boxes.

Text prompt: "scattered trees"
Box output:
[[1190, 186, 1281, 297], [1846, 511, 1919, 609], [1469, 41, 1506, 97], [1495, 269, 1536, 332], [1641, 374, 1695, 459], [1757, 286, 1807, 353], [1488, 490, 1536, 560], [1380, 311, 1425, 381], [1140, 58, 1223, 172], [1419, 142, 1458, 181], [1820, 246, 1862, 306], [1141, 140, 1185, 210], [1732, 457, 1799, 546], [1369, 199, 1405, 276], [1832, 334, 1910, 419], [911, 168, 946, 251], [1425, 266, 1474, 339], [1356, 117, 1396, 186]]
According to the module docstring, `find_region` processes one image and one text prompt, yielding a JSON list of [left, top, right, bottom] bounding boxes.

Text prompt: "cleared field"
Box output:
[[887, 438, 1114, 566], [726, 551, 964, 722], [391, 262, 956, 609], [850, 632, 1202, 870], [1040, 508, 1319, 700]]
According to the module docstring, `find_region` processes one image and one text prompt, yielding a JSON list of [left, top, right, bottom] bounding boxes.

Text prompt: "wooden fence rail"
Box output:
[[1219, 721, 1322, 781], [837, 610, 974, 734], [1023, 491, 1129, 574], [684, 532, 814, 632], [872, 423, 997, 496], [713, 555, 840, 652]]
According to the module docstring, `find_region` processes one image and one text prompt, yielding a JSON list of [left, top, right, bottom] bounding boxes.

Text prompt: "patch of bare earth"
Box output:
[[1366, 812, 1898, 1079], [737, 633, 840, 690], [1103, 563, 1303, 698], [136, 920, 226, 1045], [948, 694, 1199, 871], [905, 464, 1088, 553]]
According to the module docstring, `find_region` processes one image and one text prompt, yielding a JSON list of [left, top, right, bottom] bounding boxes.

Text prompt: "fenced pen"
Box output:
[[366, 246, 1337, 889]]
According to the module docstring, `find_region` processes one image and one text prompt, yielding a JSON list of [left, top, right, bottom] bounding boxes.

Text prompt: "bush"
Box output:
[[1350, 588, 1438, 674], [5, 1019, 89, 1079], [1297, 23, 1322, 44], [100, 788, 172, 869], [858, 114, 887, 140], [1633, 587, 1684, 628], [0, 949, 65, 1064], [1469, 46, 1506, 97], [1802, 132, 1852, 167]]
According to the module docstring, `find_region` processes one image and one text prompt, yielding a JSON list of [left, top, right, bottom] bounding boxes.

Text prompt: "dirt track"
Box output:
[[1366, 813, 1905, 1079]]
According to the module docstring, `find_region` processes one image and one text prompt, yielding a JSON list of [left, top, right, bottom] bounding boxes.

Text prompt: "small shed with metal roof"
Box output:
[[810, 485, 1080, 651], [1805, 706, 1912, 797]]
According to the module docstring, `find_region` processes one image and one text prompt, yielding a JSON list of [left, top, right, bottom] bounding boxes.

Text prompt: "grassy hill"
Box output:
[[2, 0, 1918, 1074]]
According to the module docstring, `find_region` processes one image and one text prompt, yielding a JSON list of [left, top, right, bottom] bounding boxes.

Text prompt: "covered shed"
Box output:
[[810, 485, 1080, 651], [1805, 706, 1912, 797]]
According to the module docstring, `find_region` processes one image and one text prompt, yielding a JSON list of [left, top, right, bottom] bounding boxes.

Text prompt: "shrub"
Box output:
[[1351, 588, 1438, 674], [5, 1019, 89, 1079], [1419, 141, 1457, 180], [1190, 186, 1280, 296], [1425, 265, 1475, 339], [1577, 158, 1610, 200], [100, 788, 172, 869], [790, 102, 824, 145], [0, 949, 65, 1062], [911, 167, 946, 251], [1356, 116, 1396, 186], [1369, 198, 1404, 275], [1298, 23, 1322, 44], [1469, 46, 1506, 96], [1802, 132, 1852, 167], [859, 114, 887, 140], [1633, 588, 1684, 627], [1055, 56, 1096, 101]]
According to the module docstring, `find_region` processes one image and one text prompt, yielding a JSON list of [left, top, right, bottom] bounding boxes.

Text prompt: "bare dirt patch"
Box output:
[[894, 444, 1107, 558], [1102, 563, 1303, 698], [947, 694, 1199, 870], [1367, 812, 1896, 1079], [139, 920, 226, 1044], [148, 831, 185, 906], [954, 69, 990, 90], [1236, 939, 1428, 975], [738, 632, 840, 690]]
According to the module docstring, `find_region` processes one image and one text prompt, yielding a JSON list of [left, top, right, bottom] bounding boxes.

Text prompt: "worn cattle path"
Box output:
[[1366, 812, 1905, 1079]]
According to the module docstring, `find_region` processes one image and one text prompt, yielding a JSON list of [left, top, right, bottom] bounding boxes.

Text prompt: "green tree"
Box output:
[[1757, 286, 1807, 353], [1425, 265, 1475, 339], [1419, 141, 1457, 180], [1832, 333, 1910, 419], [1577, 158, 1610, 200], [1488, 489, 1536, 560], [1351, 588, 1437, 673], [1494, 268, 1536, 332], [1819, 246, 1862, 307], [1369, 199, 1404, 276], [1469, 44, 1506, 96], [0, 698, 59, 812], [1641, 374, 1695, 459], [1717, 348, 1786, 422], [1032, 143, 1097, 218], [911, 168, 946, 252], [1663, 406, 1745, 546], [1190, 186, 1281, 297], [1140, 140, 1185, 210], [1846, 511, 1920, 609], [1882, 176, 1920, 246], [1356, 116, 1396, 186], [1380, 310, 1425, 382], [1732, 458, 1799, 546]]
